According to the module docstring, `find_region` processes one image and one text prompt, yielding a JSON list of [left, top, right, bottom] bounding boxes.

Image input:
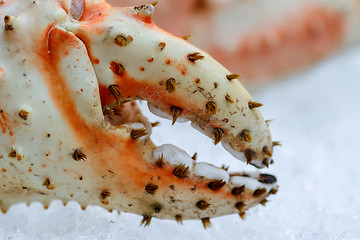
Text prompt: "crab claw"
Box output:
[[0, 0, 277, 224]]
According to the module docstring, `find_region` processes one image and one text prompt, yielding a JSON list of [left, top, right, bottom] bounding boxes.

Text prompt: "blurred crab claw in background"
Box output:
[[110, 0, 360, 87]]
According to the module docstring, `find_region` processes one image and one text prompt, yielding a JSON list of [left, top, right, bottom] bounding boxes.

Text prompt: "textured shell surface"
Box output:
[[0, 0, 277, 226]]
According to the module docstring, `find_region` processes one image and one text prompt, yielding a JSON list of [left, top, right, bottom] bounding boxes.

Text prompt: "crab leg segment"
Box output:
[[0, 0, 277, 224]]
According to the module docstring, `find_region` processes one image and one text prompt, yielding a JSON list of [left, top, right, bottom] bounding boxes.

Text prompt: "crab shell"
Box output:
[[0, 0, 277, 226]]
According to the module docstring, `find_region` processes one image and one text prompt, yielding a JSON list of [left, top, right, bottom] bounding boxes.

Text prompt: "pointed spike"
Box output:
[[170, 106, 182, 125], [159, 41, 166, 51], [4, 15, 14, 31], [253, 188, 267, 197], [248, 101, 263, 109], [102, 105, 115, 120], [235, 202, 246, 212], [259, 173, 277, 184], [187, 52, 204, 62], [182, 34, 193, 40], [239, 212, 246, 220], [265, 119, 274, 125], [166, 78, 176, 93], [244, 149, 255, 164], [153, 204, 162, 213], [72, 149, 87, 161], [108, 84, 122, 103], [175, 215, 183, 225], [260, 199, 268, 206], [226, 73, 240, 81], [130, 128, 148, 140], [273, 141, 282, 147], [196, 200, 210, 210], [151, 1, 159, 7], [208, 179, 226, 190], [191, 152, 197, 160], [42, 178, 54, 190], [114, 34, 132, 47], [151, 121, 160, 127], [225, 94, 234, 103], [173, 164, 189, 178], [231, 185, 245, 196], [263, 146, 272, 157], [213, 128, 223, 145], [145, 183, 159, 195], [270, 188, 278, 195], [221, 164, 229, 171], [239, 129, 252, 143], [201, 217, 212, 229], [262, 158, 269, 168], [156, 153, 164, 167], [205, 101, 217, 114], [100, 190, 111, 199], [140, 215, 152, 227]]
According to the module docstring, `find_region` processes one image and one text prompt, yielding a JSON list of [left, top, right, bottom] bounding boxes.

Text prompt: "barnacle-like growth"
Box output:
[[0, 0, 278, 227]]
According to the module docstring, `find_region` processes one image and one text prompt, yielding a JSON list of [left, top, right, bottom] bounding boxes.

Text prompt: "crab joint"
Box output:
[[248, 101, 263, 109], [145, 183, 159, 195], [196, 200, 210, 210], [165, 78, 176, 93], [72, 149, 86, 161], [170, 106, 182, 125], [187, 52, 204, 62], [208, 179, 226, 190], [130, 128, 147, 140], [213, 128, 224, 145], [226, 73, 240, 81], [205, 101, 217, 114], [114, 34, 133, 47], [173, 164, 189, 178]]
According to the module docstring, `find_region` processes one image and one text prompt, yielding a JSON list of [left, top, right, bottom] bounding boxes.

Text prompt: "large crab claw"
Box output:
[[0, 0, 277, 226]]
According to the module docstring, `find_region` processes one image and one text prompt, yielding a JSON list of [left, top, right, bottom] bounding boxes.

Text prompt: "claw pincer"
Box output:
[[0, 0, 277, 226]]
